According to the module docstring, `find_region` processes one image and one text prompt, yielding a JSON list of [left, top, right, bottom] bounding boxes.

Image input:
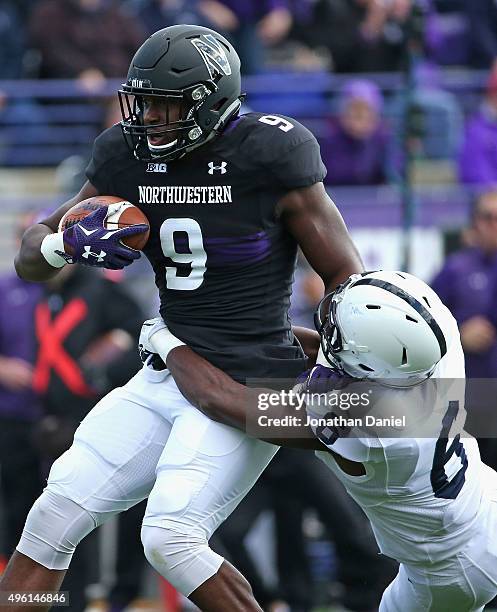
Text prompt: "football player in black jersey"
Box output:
[[3, 25, 363, 612]]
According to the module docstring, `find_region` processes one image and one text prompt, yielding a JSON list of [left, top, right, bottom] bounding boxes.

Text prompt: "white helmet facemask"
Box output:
[[315, 271, 450, 387]]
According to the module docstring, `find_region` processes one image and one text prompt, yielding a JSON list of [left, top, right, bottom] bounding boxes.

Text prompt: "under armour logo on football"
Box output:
[[208, 161, 227, 175], [82, 246, 106, 262]]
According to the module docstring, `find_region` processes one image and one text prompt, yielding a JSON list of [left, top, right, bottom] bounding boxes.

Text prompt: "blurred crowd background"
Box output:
[[3, 1, 497, 611]]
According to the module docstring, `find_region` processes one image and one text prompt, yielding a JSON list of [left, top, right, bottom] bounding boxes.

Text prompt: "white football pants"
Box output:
[[380, 489, 497, 611], [17, 365, 278, 595]]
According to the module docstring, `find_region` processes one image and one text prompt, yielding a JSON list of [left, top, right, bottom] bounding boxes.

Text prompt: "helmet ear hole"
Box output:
[[401, 347, 408, 366]]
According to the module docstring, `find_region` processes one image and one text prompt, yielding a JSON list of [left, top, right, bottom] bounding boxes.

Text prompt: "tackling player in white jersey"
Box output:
[[147, 270, 497, 611]]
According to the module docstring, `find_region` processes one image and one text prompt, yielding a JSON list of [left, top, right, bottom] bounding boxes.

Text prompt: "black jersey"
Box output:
[[86, 112, 326, 382]]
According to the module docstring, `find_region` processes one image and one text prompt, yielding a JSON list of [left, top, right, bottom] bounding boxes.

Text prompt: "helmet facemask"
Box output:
[[119, 82, 216, 162], [118, 27, 242, 162], [314, 276, 356, 372], [119, 24, 241, 161]]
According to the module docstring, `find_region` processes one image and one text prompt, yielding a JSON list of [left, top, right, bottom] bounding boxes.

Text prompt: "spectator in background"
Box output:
[[424, 0, 470, 66], [431, 190, 497, 468], [432, 190, 497, 377], [28, 0, 145, 88], [321, 79, 392, 186], [459, 69, 497, 185], [0, 1, 25, 78], [0, 213, 44, 571], [465, 0, 497, 69], [125, 0, 237, 39], [216, 0, 293, 74], [290, 0, 411, 74]]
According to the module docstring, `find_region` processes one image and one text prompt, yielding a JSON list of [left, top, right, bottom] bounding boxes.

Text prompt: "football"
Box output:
[[58, 195, 150, 251]]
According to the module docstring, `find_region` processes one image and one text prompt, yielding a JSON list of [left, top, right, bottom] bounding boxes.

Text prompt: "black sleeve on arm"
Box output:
[[242, 114, 327, 190], [270, 137, 327, 190], [250, 114, 361, 292], [85, 125, 127, 195]]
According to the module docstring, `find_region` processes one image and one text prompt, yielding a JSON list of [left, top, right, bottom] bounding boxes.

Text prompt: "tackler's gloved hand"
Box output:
[[295, 364, 354, 395]]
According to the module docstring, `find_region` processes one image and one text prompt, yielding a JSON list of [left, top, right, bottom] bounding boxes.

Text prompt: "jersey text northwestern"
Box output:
[[138, 185, 232, 205]]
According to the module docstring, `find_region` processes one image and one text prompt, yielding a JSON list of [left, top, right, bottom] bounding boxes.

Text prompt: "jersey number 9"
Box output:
[[258, 115, 294, 132], [160, 218, 207, 290]]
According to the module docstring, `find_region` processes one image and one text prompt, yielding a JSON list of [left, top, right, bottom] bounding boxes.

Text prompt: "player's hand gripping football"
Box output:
[[57, 206, 147, 269]]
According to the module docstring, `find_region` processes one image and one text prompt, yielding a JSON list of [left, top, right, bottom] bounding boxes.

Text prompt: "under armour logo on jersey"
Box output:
[[208, 161, 227, 175], [82, 246, 106, 262]]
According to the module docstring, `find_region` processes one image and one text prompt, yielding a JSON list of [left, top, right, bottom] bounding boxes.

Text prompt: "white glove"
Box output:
[[138, 317, 185, 366]]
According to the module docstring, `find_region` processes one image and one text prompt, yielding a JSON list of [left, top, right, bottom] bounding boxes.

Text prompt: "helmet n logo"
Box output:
[[208, 161, 227, 175], [191, 35, 232, 79]]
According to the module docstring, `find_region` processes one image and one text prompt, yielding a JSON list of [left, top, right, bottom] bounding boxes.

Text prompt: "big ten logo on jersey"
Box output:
[[147, 162, 168, 173]]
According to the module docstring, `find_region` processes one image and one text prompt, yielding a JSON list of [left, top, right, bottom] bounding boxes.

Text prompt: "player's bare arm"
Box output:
[[277, 182, 364, 293], [166, 345, 323, 450], [291, 325, 320, 366], [166, 343, 366, 476], [15, 181, 98, 281]]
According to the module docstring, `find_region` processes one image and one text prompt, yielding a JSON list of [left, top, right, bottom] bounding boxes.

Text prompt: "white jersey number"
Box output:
[[258, 115, 294, 132], [430, 401, 468, 499], [160, 218, 207, 290]]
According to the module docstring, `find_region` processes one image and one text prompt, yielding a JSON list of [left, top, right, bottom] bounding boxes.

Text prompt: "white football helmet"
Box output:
[[315, 271, 453, 386]]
